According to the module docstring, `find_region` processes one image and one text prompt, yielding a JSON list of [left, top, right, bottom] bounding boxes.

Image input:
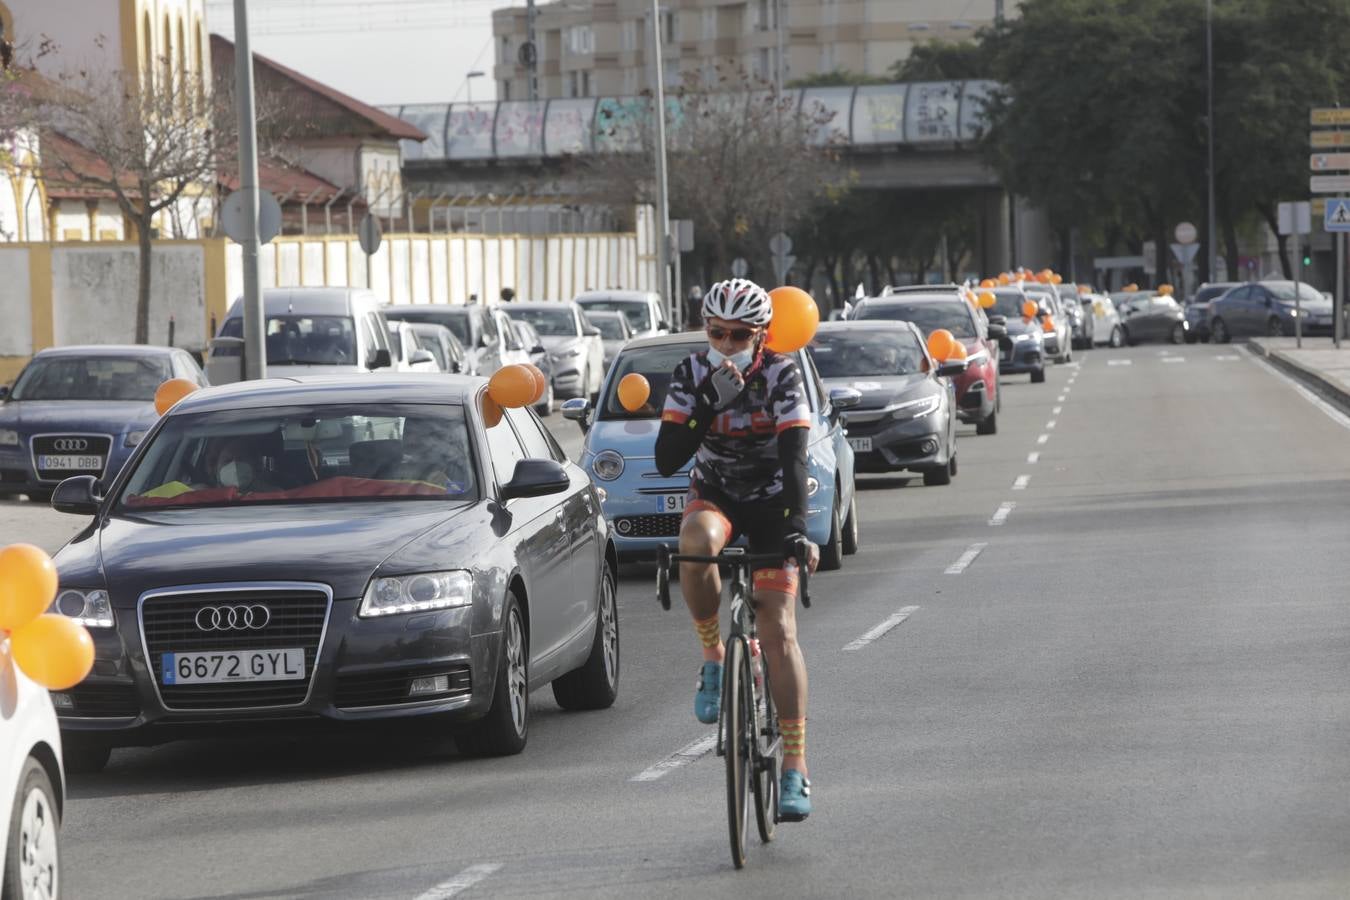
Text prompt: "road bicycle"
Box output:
[[656, 542, 810, 869]]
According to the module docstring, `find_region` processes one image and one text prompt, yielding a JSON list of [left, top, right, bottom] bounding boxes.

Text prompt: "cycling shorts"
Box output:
[[682, 480, 798, 595]]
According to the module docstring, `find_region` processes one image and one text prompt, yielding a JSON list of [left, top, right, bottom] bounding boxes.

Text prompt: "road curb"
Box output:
[[1248, 339, 1350, 418]]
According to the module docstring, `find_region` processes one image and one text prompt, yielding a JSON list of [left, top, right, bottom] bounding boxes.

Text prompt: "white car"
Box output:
[[504, 302, 606, 399], [2, 645, 63, 900], [574, 290, 670, 339], [386, 320, 442, 373], [1083, 293, 1125, 347]]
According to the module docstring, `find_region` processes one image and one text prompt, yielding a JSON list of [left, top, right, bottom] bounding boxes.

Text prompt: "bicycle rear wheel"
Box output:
[[752, 652, 779, 844], [723, 637, 751, 869]]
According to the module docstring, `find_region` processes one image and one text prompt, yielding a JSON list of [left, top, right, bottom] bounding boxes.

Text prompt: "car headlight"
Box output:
[[0, 429, 18, 446], [124, 430, 148, 448], [359, 570, 473, 618], [592, 449, 625, 481], [806, 476, 820, 496], [887, 395, 942, 421], [52, 588, 114, 628]]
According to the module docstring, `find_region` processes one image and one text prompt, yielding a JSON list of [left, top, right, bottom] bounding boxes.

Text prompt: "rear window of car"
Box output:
[[386, 309, 472, 346], [853, 300, 977, 338], [511, 308, 578, 337], [118, 404, 478, 509], [580, 299, 653, 331], [11, 355, 171, 401], [589, 315, 629, 339]]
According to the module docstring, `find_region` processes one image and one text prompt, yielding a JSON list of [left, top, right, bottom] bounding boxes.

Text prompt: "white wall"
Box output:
[[0, 249, 32, 356], [50, 244, 207, 348]]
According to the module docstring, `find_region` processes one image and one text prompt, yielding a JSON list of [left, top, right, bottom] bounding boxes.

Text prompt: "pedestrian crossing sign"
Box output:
[[1325, 198, 1350, 232]]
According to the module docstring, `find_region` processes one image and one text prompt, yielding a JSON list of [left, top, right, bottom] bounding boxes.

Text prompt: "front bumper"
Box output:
[[997, 339, 1045, 375], [843, 410, 949, 474], [56, 594, 501, 745], [0, 438, 135, 497]]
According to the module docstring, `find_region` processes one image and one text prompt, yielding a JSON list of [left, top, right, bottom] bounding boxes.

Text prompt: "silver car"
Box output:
[[506, 302, 606, 399], [584, 310, 634, 372], [574, 290, 670, 340]]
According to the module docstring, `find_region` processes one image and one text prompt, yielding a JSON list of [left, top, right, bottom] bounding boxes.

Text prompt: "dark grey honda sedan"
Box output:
[[47, 376, 618, 771]]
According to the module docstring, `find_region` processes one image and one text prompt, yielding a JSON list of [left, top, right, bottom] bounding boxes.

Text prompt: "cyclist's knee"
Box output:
[[679, 514, 726, 556]]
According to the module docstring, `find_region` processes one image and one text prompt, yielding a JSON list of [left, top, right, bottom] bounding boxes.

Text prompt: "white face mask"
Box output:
[[707, 346, 754, 372], [218, 460, 254, 489]]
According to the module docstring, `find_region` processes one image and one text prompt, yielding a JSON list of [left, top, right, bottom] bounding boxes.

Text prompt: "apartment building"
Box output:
[[491, 1, 1016, 101]]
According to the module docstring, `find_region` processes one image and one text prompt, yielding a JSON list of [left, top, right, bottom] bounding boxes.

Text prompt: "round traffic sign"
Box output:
[[731, 257, 749, 278], [358, 214, 383, 256], [220, 189, 282, 245], [1174, 222, 1197, 245]]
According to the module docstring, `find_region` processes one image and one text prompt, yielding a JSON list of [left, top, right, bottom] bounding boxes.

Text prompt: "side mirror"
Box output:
[[479, 333, 496, 349], [987, 323, 1008, 339], [52, 475, 101, 516], [368, 348, 392, 370], [500, 458, 571, 501], [410, 349, 436, 366], [561, 397, 592, 431], [583, 325, 602, 337], [828, 387, 863, 410], [987, 315, 1007, 326], [449, 361, 462, 373], [936, 361, 968, 378]]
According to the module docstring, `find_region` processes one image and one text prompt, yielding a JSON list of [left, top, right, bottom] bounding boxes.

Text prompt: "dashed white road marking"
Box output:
[[1216, 354, 1240, 361], [1012, 475, 1031, 491], [988, 502, 1016, 526], [1056, 395, 1066, 402], [1249, 353, 1350, 432], [945, 543, 988, 575], [1063, 386, 1072, 393], [1046, 419, 1057, 429], [1052, 405, 1063, 414], [1036, 434, 1049, 444], [1108, 359, 1133, 367], [1163, 357, 1185, 363], [843, 606, 921, 650], [631, 732, 719, 782], [414, 864, 504, 900], [1027, 451, 1040, 464]]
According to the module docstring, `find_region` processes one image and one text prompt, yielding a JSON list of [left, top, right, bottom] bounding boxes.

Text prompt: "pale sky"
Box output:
[[205, 0, 519, 107]]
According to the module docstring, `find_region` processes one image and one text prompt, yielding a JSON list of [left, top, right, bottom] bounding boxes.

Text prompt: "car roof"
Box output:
[[584, 309, 627, 319], [575, 290, 656, 303], [384, 304, 476, 316], [225, 288, 379, 318], [880, 284, 963, 295], [857, 295, 971, 308], [817, 320, 923, 338], [34, 344, 178, 358], [507, 301, 578, 311], [164, 375, 482, 415]]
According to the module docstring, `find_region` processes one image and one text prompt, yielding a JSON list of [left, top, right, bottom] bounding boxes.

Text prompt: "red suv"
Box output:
[[849, 292, 1004, 435]]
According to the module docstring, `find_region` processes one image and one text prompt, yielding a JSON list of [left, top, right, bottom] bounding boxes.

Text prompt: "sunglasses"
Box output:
[[706, 326, 759, 342]]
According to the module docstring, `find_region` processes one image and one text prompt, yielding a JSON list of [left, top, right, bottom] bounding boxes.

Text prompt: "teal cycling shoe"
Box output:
[[694, 661, 722, 724], [779, 770, 812, 821]]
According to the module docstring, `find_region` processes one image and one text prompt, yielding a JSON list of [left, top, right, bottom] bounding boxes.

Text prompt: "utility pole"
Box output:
[[1206, 0, 1217, 284], [773, 0, 786, 284], [233, 0, 266, 380], [648, 0, 673, 323], [995, 0, 1005, 24], [526, 0, 539, 102]]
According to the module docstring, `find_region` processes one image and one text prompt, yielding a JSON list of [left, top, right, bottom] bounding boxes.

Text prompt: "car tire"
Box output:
[[456, 596, 529, 757], [1184, 330, 1198, 344], [552, 561, 620, 711], [841, 491, 859, 556], [62, 740, 111, 775], [534, 382, 555, 417], [1211, 317, 1231, 343], [976, 408, 998, 435], [1030, 368, 1047, 384], [818, 498, 844, 572], [1170, 323, 1186, 344], [1266, 317, 1284, 338], [923, 461, 952, 486], [3, 757, 60, 900], [1109, 325, 1125, 348]]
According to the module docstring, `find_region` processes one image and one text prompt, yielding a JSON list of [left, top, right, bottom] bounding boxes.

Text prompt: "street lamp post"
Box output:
[[232, 0, 265, 380], [648, 1, 673, 326], [466, 70, 485, 103], [1206, 0, 1217, 284]]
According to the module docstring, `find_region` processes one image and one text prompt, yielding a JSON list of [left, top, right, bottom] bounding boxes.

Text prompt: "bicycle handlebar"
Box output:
[[655, 543, 811, 610]]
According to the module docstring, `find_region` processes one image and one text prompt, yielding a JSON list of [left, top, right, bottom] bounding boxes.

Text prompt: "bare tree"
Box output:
[[584, 67, 844, 288]]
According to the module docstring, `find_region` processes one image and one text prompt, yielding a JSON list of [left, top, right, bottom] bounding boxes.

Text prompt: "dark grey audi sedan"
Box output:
[[46, 376, 619, 771]]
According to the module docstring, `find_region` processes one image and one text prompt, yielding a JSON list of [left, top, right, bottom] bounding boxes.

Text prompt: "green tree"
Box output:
[[889, 41, 993, 82]]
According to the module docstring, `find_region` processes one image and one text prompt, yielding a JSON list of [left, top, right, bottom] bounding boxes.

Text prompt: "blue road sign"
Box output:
[[1325, 198, 1350, 232]]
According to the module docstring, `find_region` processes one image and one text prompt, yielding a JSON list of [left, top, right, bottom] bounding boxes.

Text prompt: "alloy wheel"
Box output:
[[505, 611, 527, 736], [18, 782, 59, 900]]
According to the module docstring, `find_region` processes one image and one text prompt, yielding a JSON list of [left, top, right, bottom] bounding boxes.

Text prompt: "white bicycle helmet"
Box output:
[[702, 278, 774, 326]]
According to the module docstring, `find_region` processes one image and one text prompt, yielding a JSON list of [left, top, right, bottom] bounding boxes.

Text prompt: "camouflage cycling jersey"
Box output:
[[661, 349, 811, 502]]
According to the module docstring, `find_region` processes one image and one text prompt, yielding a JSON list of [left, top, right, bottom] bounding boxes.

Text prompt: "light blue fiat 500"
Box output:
[[562, 332, 860, 569]]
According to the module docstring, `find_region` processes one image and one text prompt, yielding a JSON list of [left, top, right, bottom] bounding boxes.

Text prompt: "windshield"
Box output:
[[1192, 286, 1232, 304], [581, 300, 653, 331], [413, 329, 448, 370], [598, 344, 699, 421], [119, 404, 478, 509], [854, 301, 976, 338], [988, 290, 1033, 319], [590, 316, 629, 340], [219, 315, 357, 366], [809, 330, 926, 377], [510, 308, 578, 337], [1267, 282, 1324, 303], [11, 355, 171, 401], [385, 310, 472, 345]]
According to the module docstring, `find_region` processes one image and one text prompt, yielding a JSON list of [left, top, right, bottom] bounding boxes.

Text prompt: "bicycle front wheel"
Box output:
[[752, 650, 779, 844], [723, 637, 751, 869]]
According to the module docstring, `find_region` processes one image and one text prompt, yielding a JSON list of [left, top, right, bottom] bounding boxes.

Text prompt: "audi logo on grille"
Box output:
[[194, 605, 271, 631], [52, 438, 90, 452]]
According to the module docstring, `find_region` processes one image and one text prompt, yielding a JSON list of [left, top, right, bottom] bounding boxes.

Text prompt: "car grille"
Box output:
[[334, 665, 472, 708], [140, 586, 330, 711], [614, 514, 681, 537], [63, 682, 141, 718], [31, 434, 112, 481]]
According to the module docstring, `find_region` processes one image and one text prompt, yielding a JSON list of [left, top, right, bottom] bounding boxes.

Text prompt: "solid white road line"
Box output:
[[1249, 353, 1350, 432], [1108, 359, 1133, 366], [944, 543, 988, 575], [989, 502, 1016, 526], [1027, 451, 1040, 464], [415, 864, 504, 900], [1012, 475, 1030, 491], [1037, 434, 1049, 444], [631, 732, 719, 782], [843, 606, 921, 651]]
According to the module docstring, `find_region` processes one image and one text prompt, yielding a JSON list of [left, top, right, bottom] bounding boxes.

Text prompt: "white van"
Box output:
[[206, 288, 394, 385]]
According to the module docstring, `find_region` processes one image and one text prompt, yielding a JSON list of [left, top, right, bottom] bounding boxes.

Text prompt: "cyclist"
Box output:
[[655, 277, 820, 821]]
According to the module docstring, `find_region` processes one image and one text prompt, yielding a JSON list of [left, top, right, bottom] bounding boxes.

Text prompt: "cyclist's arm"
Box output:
[[655, 355, 713, 476], [776, 425, 809, 535]]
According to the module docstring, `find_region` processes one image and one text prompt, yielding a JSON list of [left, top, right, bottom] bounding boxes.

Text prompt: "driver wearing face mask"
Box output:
[[206, 436, 279, 493]]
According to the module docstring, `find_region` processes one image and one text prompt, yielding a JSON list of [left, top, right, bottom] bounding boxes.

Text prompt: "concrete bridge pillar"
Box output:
[[1012, 197, 1054, 271], [978, 190, 1011, 275]]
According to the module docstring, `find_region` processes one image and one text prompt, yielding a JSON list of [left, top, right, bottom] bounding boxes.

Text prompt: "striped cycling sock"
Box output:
[[694, 614, 721, 650], [780, 717, 806, 762]]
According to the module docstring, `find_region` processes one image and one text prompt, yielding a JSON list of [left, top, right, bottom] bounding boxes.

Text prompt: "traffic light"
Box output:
[[1303, 248, 1313, 267]]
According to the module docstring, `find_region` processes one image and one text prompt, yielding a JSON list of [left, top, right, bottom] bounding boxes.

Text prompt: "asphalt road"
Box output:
[[4, 343, 1349, 898]]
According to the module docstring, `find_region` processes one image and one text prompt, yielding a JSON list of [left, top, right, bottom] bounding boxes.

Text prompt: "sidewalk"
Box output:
[[1249, 337, 1350, 415]]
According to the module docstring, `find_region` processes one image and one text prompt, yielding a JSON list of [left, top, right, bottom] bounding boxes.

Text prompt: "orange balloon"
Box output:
[[926, 329, 957, 362], [947, 341, 968, 361], [1021, 301, 1039, 319], [997, 273, 1011, 286], [488, 364, 537, 408], [1123, 283, 1139, 292], [978, 291, 996, 309], [522, 364, 548, 404], [10, 614, 94, 690], [154, 378, 199, 415], [979, 278, 996, 289], [1051, 274, 1063, 285], [765, 286, 820, 353], [481, 394, 504, 428], [0, 543, 58, 632], [617, 373, 651, 412], [1077, 284, 1091, 294], [1042, 317, 1056, 333]]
